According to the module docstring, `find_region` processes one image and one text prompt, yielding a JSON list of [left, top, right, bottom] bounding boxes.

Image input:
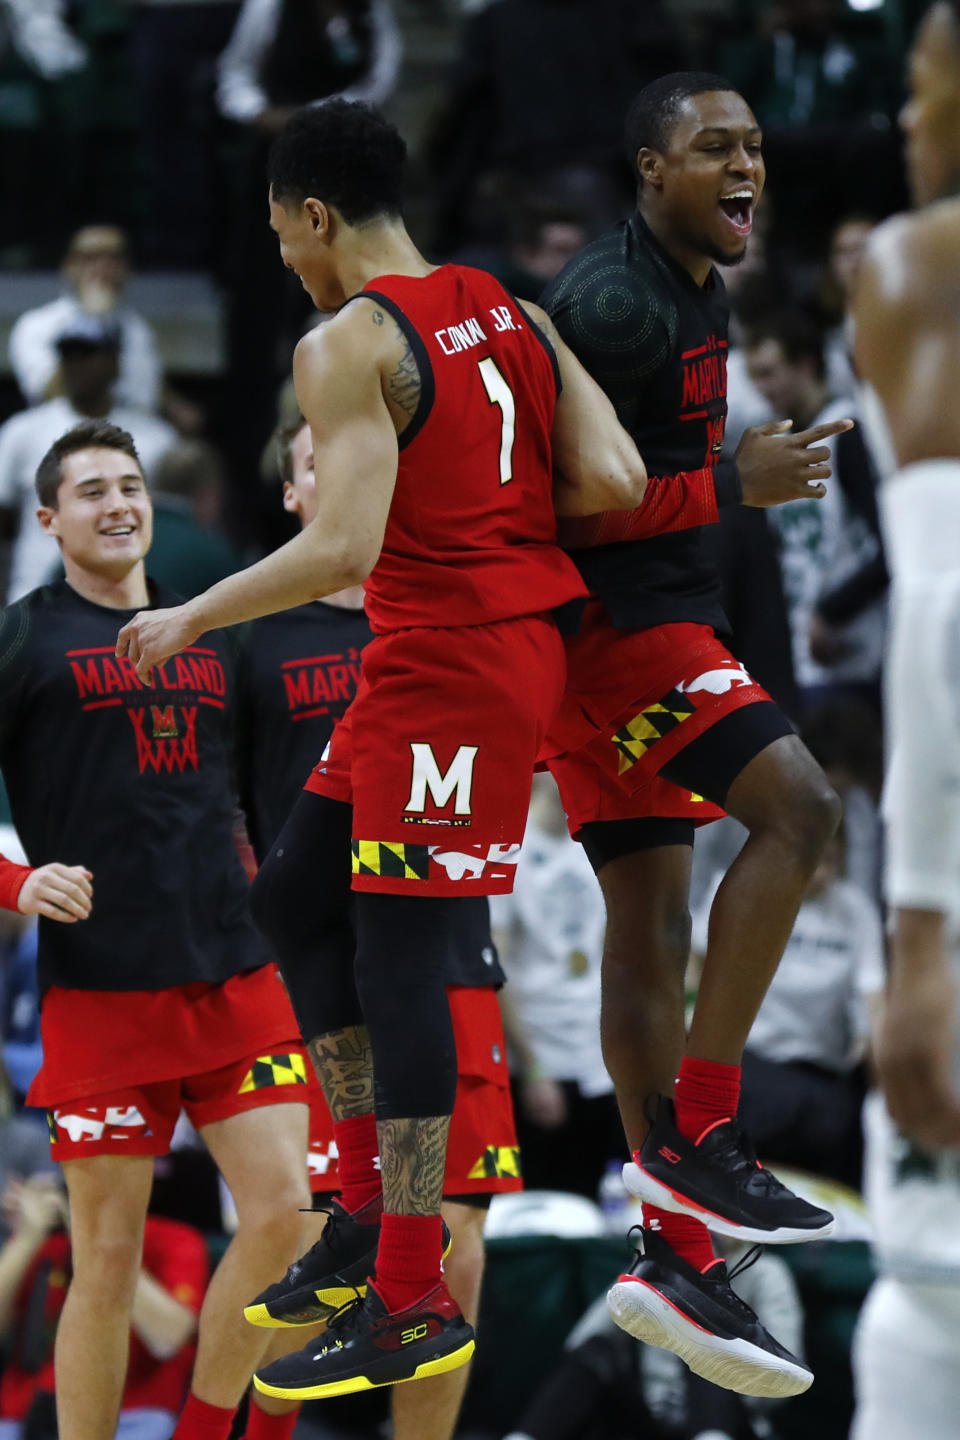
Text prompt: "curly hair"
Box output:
[[268, 99, 406, 224]]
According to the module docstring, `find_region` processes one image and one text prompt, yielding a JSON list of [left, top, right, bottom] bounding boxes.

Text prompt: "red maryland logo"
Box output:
[[128, 705, 199, 774]]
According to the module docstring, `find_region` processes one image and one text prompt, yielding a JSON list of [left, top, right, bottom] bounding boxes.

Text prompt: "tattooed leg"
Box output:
[[378, 1115, 451, 1216], [308, 1024, 375, 1121]]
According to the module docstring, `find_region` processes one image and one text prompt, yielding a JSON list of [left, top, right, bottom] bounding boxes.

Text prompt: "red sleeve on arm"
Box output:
[[0, 856, 32, 913], [557, 467, 719, 549], [142, 1217, 210, 1316]]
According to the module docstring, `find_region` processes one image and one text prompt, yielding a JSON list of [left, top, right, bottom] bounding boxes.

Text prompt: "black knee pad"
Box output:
[[353, 892, 460, 1120], [249, 791, 363, 1039]]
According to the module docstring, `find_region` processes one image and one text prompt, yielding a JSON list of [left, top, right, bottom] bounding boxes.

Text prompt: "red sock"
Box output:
[[641, 1205, 718, 1273], [673, 1055, 741, 1146], [244, 1401, 300, 1440], [333, 1112, 381, 1214], [372, 1212, 444, 1314], [172, 1394, 236, 1440]]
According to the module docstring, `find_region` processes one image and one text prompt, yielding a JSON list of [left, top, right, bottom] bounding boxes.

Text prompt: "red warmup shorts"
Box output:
[[549, 606, 774, 834], [31, 964, 309, 1162], [305, 615, 566, 896], [307, 986, 522, 1198]]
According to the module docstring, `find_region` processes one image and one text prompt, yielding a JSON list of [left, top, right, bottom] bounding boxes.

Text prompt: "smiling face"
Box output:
[[639, 90, 765, 272], [39, 446, 152, 581], [900, 2, 960, 207], [269, 189, 343, 312]]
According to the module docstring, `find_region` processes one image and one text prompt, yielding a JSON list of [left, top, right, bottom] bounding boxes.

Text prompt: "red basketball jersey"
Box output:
[[358, 266, 586, 632]]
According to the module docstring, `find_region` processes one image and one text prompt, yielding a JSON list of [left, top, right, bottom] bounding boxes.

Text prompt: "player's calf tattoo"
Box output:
[[377, 1115, 451, 1214], [309, 1025, 375, 1121]]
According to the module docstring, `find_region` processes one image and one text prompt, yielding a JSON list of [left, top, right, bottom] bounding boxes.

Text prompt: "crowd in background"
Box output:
[[0, 0, 919, 1435]]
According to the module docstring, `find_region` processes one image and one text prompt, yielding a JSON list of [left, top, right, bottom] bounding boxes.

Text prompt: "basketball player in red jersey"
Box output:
[[117, 99, 648, 1400]]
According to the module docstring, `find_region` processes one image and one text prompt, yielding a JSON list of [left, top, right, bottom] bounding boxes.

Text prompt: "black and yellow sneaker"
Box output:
[[623, 1097, 835, 1244], [252, 1280, 475, 1400], [244, 1196, 382, 1328], [607, 1228, 812, 1398], [244, 1198, 452, 1328]]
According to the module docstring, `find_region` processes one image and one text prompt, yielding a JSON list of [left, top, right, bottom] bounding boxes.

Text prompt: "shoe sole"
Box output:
[[252, 1336, 476, 1399], [245, 1229, 455, 1329], [607, 1278, 812, 1399], [623, 1162, 835, 1244], [244, 1283, 365, 1329]]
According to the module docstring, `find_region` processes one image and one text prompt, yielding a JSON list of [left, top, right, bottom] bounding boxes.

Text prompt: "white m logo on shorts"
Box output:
[[405, 744, 479, 815]]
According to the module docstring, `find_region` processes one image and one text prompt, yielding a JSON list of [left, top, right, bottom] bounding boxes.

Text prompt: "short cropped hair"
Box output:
[[268, 99, 407, 225], [272, 410, 308, 487], [625, 71, 739, 173], [35, 420, 142, 508], [744, 310, 826, 381]]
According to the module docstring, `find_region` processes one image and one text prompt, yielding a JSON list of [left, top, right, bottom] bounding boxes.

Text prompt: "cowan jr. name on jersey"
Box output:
[[356, 266, 586, 633]]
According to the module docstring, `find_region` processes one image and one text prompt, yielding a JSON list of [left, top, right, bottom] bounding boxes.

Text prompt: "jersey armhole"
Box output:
[[360, 290, 436, 451], [524, 311, 562, 399]]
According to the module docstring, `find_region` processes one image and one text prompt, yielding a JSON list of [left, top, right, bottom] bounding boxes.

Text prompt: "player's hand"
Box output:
[[736, 417, 854, 508], [522, 1075, 567, 1129], [875, 962, 960, 1151], [116, 604, 202, 684], [3, 1176, 68, 1242], [17, 863, 92, 923]]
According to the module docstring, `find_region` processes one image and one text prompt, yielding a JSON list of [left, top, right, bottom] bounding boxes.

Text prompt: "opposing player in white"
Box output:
[[851, 4, 960, 1436]]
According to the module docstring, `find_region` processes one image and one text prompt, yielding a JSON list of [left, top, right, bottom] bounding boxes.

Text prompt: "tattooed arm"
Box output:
[[117, 304, 401, 679]]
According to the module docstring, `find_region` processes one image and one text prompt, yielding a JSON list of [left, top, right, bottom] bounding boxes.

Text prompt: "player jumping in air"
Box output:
[[116, 100, 648, 1401], [540, 72, 853, 1396]]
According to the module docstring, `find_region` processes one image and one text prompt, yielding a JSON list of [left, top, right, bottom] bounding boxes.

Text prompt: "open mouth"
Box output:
[[718, 192, 753, 237]]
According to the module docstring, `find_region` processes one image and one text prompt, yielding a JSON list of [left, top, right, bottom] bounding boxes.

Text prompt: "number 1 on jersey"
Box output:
[[478, 357, 516, 485]]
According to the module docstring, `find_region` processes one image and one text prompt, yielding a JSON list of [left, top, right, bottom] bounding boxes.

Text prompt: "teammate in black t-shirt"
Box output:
[[0, 420, 312, 1440], [236, 412, 520, 1440], [540, 74, 852, 1397]]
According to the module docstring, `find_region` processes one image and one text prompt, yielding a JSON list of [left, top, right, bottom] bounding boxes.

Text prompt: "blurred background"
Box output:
[[0, 1, 924, 1436]]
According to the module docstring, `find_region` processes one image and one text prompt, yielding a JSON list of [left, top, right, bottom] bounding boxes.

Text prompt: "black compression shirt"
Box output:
[[0, 580, 266, 993], [234, 602, 504, 989], [541, 211, 742, 633]]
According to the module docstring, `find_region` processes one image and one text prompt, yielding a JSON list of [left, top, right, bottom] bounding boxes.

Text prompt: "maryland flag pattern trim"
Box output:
[[611, 688, 696, 774], [351, 840, 431, 880], [468, 1145, 522, 1181], [238, 1052, 309, 1094]]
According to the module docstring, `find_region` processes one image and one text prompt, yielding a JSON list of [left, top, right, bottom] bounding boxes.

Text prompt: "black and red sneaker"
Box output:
[[252, 1280, 475, 1399], [244, 1197, 453, 1328], [623, 1097, 834, 1244], [607, 1228, 812, 1398]]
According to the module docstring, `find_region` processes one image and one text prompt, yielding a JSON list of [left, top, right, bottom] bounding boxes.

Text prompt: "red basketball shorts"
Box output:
[[32, 964, 309, 1161], [549, 606, 773, 833], [305, 615, 566, 896], [307, 986, 521, 1198]]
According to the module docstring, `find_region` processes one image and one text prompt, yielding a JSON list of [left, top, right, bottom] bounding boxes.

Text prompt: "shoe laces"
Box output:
[[726, 1244, 763, 1283], [284, 1205, 344, 1282], [314, 1288, 369, 1353], [708, 1123, 788, 1196]]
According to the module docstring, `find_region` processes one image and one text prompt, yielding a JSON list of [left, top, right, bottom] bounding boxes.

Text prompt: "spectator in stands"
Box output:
[[0, 315, 177, 601], [429, 0, 685, 254], [691, 827, 883, 1190], [722, 0, 904, 257], [0, 1175, 207, 1440], [215, 0, 402, 542], [455, 190, 590, 302], [811, 213, 879, 400], [744, 310, 885, 715], [145, 440, 241, 601], [129, 0, 241, 269], [491, 774, 620, 1201], [8, 226, 161, 413]]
